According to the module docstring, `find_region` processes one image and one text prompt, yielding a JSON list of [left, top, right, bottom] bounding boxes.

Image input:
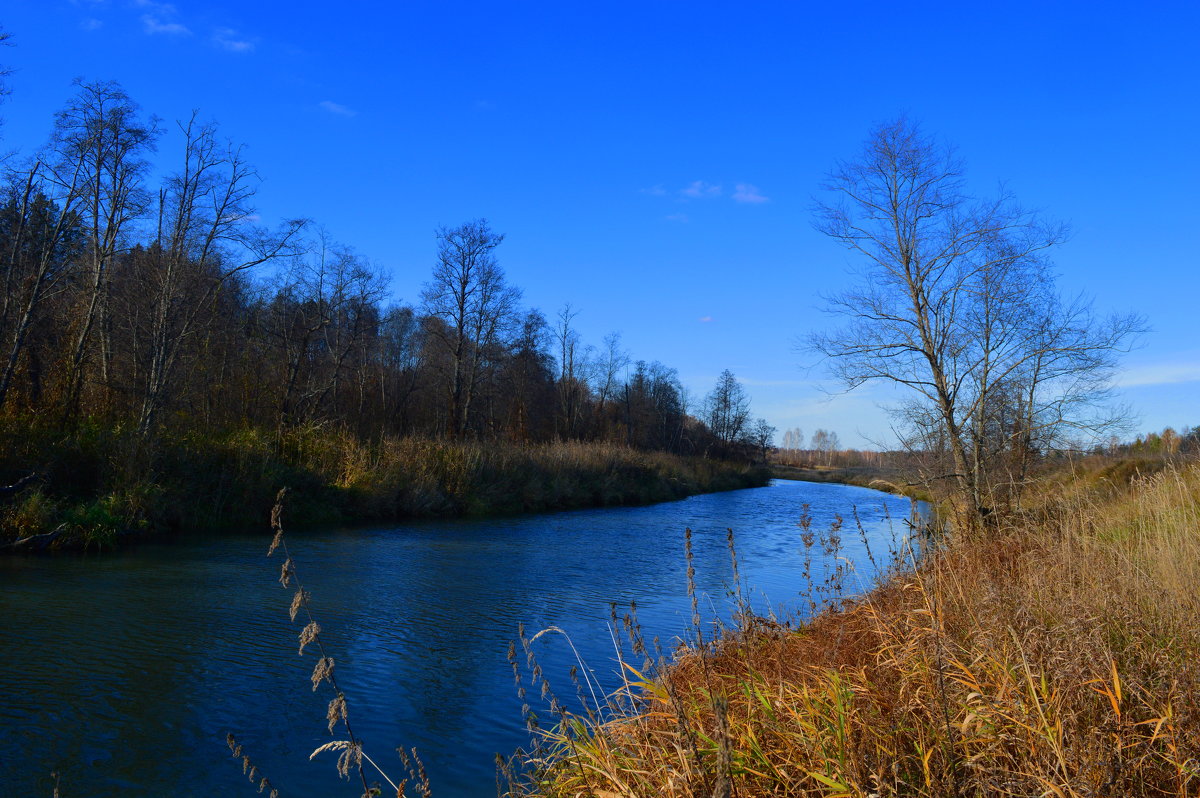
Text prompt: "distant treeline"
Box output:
[[1106, 425, 1200, 458], [773, 425, 1200, 475]]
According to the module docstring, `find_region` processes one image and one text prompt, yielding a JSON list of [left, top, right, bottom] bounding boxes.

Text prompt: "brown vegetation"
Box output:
[[509, 460, 1200, 797], [0, 418, 768, 550], [1, 79, 775, 550]]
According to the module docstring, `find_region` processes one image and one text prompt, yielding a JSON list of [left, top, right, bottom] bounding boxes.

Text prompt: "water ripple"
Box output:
[[0, 479, 921, 797]]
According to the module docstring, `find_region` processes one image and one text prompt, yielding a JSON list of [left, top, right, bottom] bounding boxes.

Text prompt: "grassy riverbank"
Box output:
[[511, 459, 1200, 797], [0, 418, 769, 551], [770, 463, 931, 501]]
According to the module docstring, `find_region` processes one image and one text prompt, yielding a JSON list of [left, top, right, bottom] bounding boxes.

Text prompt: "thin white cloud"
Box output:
[[134, 1, 191, 35], [737, 378, 811, 387], [732, 183, 769, 204], [319, 100, 358, 117], [80, 18, 104, 30], [698, 315, 713, 323], [640, 184, 668, 197], [1115, 362, 1200, 388], [680, 180, 721, 199], [142, 14, 190, 35], [212, 27, 254, 52], [665, 212, 689, 223]]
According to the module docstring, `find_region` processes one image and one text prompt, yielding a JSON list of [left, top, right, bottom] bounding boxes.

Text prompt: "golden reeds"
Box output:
[[511, 463, 1200, 797], [230, 488, 432, 798]]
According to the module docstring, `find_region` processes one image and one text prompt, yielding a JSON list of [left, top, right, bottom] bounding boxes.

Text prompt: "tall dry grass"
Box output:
[[296, 433, 767, 521], [228, 489, 433, 798], [510, 463, 1200, 797], [0, 414, 767, 548]]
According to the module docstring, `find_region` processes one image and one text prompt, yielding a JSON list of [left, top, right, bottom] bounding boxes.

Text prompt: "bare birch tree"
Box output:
[[134, 114, 305, 437], [47, 80, 158, 414], [421, 219, 520, 438], [810, 119, 1142, 525]]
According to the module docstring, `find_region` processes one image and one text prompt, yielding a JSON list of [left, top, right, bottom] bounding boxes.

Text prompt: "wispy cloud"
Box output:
[[142, 14, 189, 35], [665, 212, 689, 223], [737, 377, 811, 388], [680, 180, 722, 199], [644, 180, 768, 204], [132, 1, 192, 35], [319, 100, 358, 117], [212, 27, 254, 52], [1115, 361, 1200, 388], [80, 17, 104, 31], [732, 183, 769, 204]]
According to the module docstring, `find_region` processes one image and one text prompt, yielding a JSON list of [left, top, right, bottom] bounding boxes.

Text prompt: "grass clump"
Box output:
[[511, 463, 1200, 797]]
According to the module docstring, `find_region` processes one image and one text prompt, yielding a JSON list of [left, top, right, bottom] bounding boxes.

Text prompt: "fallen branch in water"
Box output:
[[0, 471, 39, 497]]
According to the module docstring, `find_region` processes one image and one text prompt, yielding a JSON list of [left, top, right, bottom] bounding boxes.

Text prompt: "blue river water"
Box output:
[[0, 479, 922, 797]]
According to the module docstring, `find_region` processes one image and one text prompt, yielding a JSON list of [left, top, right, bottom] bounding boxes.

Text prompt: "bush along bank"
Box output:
[[0, 418, 770, 552]]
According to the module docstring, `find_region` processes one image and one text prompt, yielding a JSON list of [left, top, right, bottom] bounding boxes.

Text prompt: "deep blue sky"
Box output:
[[2, 1, 1197, 446]]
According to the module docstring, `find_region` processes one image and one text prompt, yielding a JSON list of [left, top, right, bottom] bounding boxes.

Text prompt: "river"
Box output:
[[0, 479, 921, 797]]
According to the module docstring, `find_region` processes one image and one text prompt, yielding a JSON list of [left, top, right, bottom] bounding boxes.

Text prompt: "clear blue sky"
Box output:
[[2, 1, 1197, 447]]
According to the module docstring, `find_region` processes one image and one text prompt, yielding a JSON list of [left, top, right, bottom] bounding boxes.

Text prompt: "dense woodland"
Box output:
[[0, 77, 776, 547], [0, 80, 775, 454]]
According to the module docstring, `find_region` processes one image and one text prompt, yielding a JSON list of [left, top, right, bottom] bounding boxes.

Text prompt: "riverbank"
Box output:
[[770, 462, 932, 501], [0, 418, 769, 551], [512, 459, 1200, 797]]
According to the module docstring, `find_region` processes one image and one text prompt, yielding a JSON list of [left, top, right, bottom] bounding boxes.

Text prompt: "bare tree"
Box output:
[[0, 166, 84, 409], [705, 369, 750, 456], [0, 26, 11, 139], [47, 80, 158, 414], [590, 330, 628, 435], [748, 418, 776, 462], [133, 114, 305, 437], [811, 428, 840, 466], [266, 231, 384, 430], [373, 304, 425, 433], [622, 360, 686, 451], [553, 303, 592, 439], [810, 119, 1143, 525], [421, 219, 521, 438]]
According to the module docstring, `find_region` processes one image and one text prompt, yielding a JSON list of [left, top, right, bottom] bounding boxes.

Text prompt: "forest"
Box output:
[[0, 79, 771, 548]]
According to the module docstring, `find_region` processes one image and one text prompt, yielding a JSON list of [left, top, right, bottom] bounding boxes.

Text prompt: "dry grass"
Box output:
[[510, 463, 1200, 797], [230, 489, 434, 798], [276, 430, 769, 524], [0, 414, 767, 547]]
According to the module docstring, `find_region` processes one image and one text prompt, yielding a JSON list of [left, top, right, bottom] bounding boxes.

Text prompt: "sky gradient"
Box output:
[[2, 1, 1197, 447]]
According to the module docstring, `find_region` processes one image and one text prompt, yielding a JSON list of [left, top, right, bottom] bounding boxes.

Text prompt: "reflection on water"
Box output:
[[0, 479, 922, 797]]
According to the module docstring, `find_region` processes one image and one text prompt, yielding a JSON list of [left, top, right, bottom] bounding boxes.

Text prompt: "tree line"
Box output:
[[0, 78, 771, 459], [1105, 425, 1200, 459]]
